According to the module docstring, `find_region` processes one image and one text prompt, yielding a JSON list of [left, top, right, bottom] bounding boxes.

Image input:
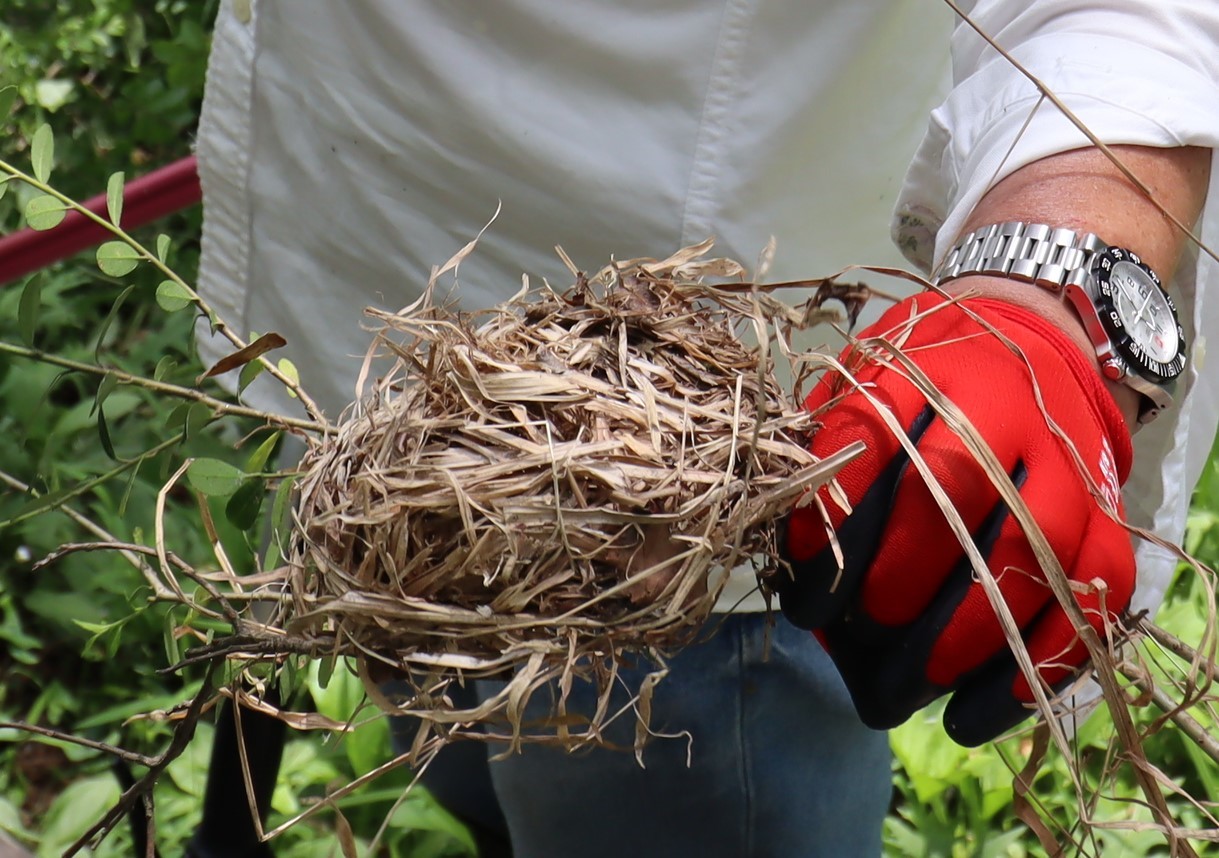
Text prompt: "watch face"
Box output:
[[1093, 249, 1186, 383]]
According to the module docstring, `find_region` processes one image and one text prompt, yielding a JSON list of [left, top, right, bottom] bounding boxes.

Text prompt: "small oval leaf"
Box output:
[[30, 124, 54, 183], [156, 234, 171, 263], [278, 358, 300, 398], [24, 195, 68, 230], [165, 403, 190, 431], [238, 359, 264, 394], [96, 241, 141, 276], [185, 403, 213, 439], [106, 171, 124, 225], [34, 79, 72, 112], [186, 458, 245, 497], [156, 280, 193, 312], [225, 479, 266, 531], [154, 356, 177, 381]]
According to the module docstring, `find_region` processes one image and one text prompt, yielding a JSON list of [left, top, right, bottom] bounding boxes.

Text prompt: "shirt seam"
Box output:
[[679, 0, 757, 247]]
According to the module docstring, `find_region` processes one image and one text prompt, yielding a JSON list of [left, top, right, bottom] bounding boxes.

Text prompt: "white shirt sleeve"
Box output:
[[894, 0, 1219, 617]]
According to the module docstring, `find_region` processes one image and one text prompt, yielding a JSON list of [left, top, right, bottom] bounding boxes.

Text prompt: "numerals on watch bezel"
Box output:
[[1092, 247, 1186, 384]]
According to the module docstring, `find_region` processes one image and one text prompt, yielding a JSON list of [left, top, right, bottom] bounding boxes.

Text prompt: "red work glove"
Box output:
[[774, 292, 1136, 745]]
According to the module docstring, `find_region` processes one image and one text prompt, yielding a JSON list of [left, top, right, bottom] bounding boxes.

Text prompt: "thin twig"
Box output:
[[64, 661, 220, 857], [0, 469, 175, 601], [1121, 669, 1219, 769], [1, 431, 186, 528], [33, 541, 240, 625], [0, 340, 332, 436], [0, 721, 158, 767], [1139, 619, 1219, 672]]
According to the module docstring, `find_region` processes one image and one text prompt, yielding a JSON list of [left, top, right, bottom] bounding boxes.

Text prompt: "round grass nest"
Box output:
[[281, 243, 865, 737]]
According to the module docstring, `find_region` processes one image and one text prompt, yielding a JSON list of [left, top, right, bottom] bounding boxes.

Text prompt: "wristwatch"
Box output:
[[936, 221, 1186, 424]]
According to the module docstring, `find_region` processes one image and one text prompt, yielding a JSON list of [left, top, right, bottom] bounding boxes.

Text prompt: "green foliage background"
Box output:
[[1, 3, 471, 855], [0, 3, 1216, 857]]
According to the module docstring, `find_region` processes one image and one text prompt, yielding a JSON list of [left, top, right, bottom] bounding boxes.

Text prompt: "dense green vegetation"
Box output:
[[0, 3, 470, 855], [1, 3, 1215, 856]]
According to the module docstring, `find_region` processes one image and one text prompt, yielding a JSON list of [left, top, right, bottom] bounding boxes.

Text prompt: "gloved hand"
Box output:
[[774, 292, 1136, 746]]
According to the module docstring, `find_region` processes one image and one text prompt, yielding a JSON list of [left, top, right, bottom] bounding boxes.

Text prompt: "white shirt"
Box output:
[[197, 0, 1219, 616]]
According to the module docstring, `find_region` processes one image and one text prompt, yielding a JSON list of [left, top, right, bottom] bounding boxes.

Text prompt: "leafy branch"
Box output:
[[0, 340, 331, 439], [0, 107, 328, 425]]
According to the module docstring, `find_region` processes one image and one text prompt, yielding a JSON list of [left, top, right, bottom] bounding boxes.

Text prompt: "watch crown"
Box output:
[[1100, 356, 1125, 382]]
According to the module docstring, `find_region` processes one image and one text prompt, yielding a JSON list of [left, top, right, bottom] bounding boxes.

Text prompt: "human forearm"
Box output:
[[940, 144, 1211, 425]]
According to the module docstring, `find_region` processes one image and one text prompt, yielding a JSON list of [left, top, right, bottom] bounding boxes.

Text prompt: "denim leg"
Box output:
[[476, 613, 891, 858], [742, 618, 892, 856], [387, 681, 511, 843]]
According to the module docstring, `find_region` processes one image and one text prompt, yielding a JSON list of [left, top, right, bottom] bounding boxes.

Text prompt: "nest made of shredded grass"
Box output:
[[277, 243, 865, 736]]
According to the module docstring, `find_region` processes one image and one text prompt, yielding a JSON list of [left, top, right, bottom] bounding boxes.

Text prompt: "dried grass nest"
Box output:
[[280, 243, 867, 732]]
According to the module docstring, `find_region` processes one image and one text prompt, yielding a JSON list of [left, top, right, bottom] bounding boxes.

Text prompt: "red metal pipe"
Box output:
[[0, 155, 201, 285]]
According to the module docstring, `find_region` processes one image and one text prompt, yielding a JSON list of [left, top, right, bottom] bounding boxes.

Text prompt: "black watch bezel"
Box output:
[[1091, 247, 1186, 385]]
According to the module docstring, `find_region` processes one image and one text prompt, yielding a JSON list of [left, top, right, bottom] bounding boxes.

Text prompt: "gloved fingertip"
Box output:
[[942, 660, 1031, 747]]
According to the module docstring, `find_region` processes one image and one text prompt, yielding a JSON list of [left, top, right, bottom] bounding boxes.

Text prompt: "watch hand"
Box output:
[[1131, 286, 1155, 327]]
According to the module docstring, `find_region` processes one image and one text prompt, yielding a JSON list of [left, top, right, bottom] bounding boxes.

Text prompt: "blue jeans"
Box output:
[[401, 613, 891, 857]]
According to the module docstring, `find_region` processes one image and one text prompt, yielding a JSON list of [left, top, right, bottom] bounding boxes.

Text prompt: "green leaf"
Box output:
[[164, 613, 182, 665], [33, 79, 73, 112], [106, 171, 124, 225], [186, 402, 213, 438], [186, 458, 245, 496], [73, 618, 124, 635], [30, 124, 54, 183], [344, 717, 390, 778], [154, 355, 178, 381], [156, 279, 194, 312], [92, 284, 135, 359], [156, 233, 171, 263], [91, 372, 118, 416], [119, 455, 144, 518], [264, 473, 298, 569], [238, 358, 264, 393], [97, 408, 117, 460], [245, 431, 282, 475], [165, 403, 190, 431], [316, 653, 336, 690], [24, 194, 68, 230], [51, 390, 139, 439], [164, 722, 214, 798], [0, 85, 17, 119], [38, 776, 119, 856], [279, 357, 300, 398], [96, 241, 141, 276], [0, 794, 30, 839], [76, 679, 204, 731], [0, 175, 9, 202], [18, 275, 42, 348], [225, 479, 265, 530]]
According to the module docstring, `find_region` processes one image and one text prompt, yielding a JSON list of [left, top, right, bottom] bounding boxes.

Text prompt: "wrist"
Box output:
[[940, 275, 1142, 429]]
